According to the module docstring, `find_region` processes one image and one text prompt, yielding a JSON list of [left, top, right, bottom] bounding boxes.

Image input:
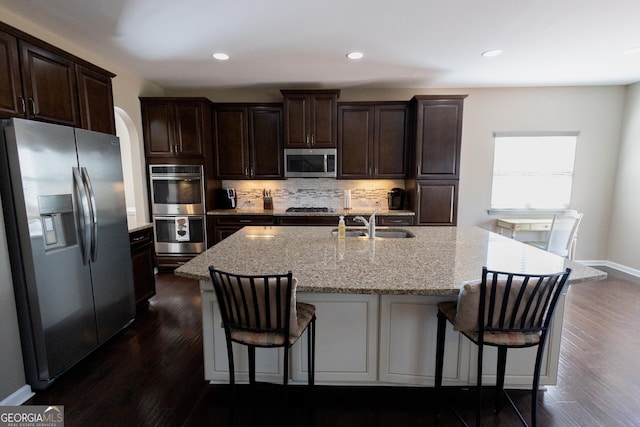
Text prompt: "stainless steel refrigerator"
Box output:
[[0, 118, 135, 390]]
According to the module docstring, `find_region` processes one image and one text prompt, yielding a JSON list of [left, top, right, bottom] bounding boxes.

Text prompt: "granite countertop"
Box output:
[[207, 208, 415, 216], [175, 226, 606, 297]]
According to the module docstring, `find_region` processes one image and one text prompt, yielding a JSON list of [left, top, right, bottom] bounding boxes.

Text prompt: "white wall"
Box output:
[[608, 82, 640, 272], [457, 87, 625, 262]]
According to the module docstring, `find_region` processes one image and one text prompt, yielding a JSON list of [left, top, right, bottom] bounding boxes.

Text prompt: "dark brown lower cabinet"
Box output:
[[415, 181, 458, 225], [207, 214, 415, 245], [208, 215, 276, 246], [129, 227, 156, 310]]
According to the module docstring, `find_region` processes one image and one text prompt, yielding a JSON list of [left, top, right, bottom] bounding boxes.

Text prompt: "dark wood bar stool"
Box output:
[[434, 267, 572, 426], [208, 266, 316, 391]]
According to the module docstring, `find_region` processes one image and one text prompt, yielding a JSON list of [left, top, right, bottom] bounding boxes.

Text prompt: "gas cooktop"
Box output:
[[285, 207, 329, 213]]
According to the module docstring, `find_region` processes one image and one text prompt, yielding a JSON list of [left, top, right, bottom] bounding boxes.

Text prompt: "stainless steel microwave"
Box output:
[[284, 148, 337, 178]]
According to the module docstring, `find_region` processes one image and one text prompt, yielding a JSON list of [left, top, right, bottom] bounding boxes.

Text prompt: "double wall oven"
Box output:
[[149, 165, 206, 258]]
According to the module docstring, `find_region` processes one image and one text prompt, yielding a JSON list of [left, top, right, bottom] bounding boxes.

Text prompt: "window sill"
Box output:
[[487, 209, 567, 216]]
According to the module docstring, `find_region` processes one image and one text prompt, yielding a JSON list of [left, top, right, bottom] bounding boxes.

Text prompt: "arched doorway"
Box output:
[[114, 107, 148, 227]]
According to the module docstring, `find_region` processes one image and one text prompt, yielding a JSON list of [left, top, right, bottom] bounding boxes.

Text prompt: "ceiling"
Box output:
[[3, 0, 640, 90]]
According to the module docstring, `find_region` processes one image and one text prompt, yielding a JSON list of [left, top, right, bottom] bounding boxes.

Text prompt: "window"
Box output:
[[490, 132, 578, 211]]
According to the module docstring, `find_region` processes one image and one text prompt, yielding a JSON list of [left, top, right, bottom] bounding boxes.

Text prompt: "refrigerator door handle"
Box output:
[[81, 167, 99, 263], [73, 167, 92, 265]]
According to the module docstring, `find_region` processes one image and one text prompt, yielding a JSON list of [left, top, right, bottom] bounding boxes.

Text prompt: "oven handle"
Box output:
[[153, 215, 204, 221], [149, 176, 202, 181]]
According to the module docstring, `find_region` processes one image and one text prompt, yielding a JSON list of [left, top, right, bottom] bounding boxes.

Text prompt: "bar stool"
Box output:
[[208, 266, 316, 391], [434, 267, 572, 426]]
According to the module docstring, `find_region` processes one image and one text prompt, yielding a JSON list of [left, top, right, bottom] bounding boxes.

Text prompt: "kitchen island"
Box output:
[[176, 226, 605, 387]]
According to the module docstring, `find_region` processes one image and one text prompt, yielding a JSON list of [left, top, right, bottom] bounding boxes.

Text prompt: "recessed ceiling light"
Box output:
[[481, 49, 503, 58], [622, 47, 640, 55], [212, 53, 229, 61], [346, 51, 364, 60]]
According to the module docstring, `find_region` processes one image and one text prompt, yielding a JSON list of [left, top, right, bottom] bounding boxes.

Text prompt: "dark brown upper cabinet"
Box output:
[[412, 95, 466, 180], [338, 102, 409, 179], [76, 64, 116, 134], [140, 98, 211, 159], [281, 89, 339, 148], [1, 23, 116, 133], [0, 31, 23, 119], [214, 104, 283, 179], [19, 41, 79, 127]]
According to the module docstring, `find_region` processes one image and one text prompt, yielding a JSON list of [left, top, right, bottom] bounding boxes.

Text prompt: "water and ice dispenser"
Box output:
[[37, 194, 77, 251]]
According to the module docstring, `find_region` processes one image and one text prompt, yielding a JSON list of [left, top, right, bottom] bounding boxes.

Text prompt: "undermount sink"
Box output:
[[330, 228, 415, 239]]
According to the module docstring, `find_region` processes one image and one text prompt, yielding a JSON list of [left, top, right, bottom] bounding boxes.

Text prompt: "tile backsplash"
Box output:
[[222, 179, 406, 210]]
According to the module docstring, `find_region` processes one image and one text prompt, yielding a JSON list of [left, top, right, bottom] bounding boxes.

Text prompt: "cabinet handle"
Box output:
[[250, 167, 254, 177], [132, 235, 146, 242], [239, 219, 252, 223], [244, 167, 249, 177], [29, 98, 39, 115], [390, 219, 402, 223], [306, 135, 310, 146], [18, 96, 26, 114], [310, 135, 315, 145]]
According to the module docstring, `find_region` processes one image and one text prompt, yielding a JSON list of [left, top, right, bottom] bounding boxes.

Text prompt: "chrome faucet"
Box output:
[[354, 208, 380, 239]]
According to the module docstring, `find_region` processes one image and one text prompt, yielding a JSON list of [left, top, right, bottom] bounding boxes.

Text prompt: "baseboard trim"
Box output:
[[0, 385, 34, 406], [579, 259, 640, 279]]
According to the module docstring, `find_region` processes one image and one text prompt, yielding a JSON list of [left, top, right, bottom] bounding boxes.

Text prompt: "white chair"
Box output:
[[526, 211, 583, 259]]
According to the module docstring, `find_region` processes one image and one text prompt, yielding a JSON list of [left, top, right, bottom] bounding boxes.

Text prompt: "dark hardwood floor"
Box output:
[[28, 267, 640, 426]]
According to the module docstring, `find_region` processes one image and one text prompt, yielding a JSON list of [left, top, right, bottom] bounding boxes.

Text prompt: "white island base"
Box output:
[[178, 226, 604, 389], [201, 285, 565, 389]]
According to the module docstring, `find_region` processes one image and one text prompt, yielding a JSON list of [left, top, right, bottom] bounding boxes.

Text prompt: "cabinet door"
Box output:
[[214, 107, 249, 178], [174, 101, 205, 157], [374, 104, 409, 178], [310, 93, 338, 148], [415, 97, 464, 179], [202, 291, 285, 383], [130, 228, 156, 310], [76, 64, 115, 134], [291, 293, 379, 383], [282, 93, 308, 147], [19, 41, 79, 126], [0, 32, 25, 119], [416, 181, 458, 225], [379, 295, 467, 385], [249, 106, 283, 178], [338, 105, 372, 178], [141, 100, 174, 156]]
